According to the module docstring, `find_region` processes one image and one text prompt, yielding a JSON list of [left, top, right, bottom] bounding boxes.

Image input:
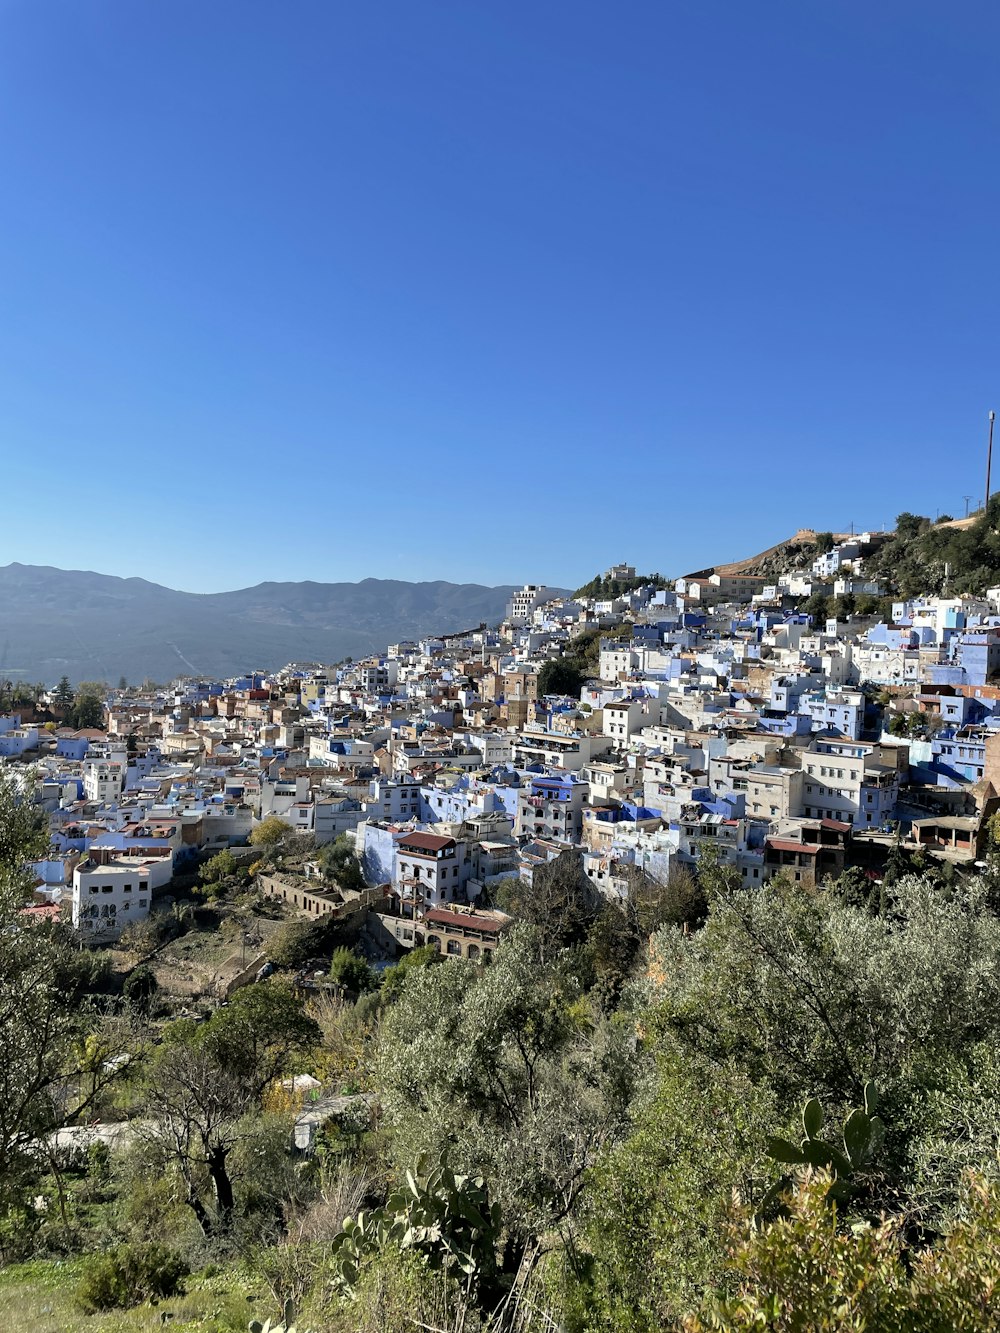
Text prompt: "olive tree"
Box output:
[[137, 982, 320, 1237], [376, 927, 637, 1265]]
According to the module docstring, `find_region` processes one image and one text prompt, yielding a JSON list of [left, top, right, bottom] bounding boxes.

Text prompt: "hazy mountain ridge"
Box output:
[[0, 564, 534, 684]]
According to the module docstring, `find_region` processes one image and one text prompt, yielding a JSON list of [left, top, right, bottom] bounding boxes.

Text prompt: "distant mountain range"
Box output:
[[0, 564, 541, 685]]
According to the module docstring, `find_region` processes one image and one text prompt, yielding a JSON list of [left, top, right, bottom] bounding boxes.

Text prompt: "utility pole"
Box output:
[[964, 495, 974, 518], [987, 410, 996, 512]]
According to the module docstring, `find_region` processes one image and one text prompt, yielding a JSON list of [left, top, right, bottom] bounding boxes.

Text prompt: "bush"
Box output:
[[202, 848, 237, 882], [380, 945, 439, 1004], [270, 919, 325, 969], [319, 834, 367, 893], [329, 946, 377, 994], [77, 1242, 189, 1312], [122, 963, 158, 1013]]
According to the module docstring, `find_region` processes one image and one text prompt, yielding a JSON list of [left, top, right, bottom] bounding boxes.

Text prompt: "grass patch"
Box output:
[[0, 1257, 267, 1332]]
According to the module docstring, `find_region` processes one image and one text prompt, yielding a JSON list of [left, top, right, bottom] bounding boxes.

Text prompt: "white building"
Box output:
[[506, 585, 551, 626], [800, 738, 903, 829], [83, 760, 125, 805], [812, 541, 860, 578], [72, 850, 173, 944], [314, 796, 365, 845], [602, 697, 649, 746], [599, 641, 640, 682], [798, 688, 865, 740], [394, 831, 471, 912], [365, 777, 423, 822], [358, 659, 399, 695]]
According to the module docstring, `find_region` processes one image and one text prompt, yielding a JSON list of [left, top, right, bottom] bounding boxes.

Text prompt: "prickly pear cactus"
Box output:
[[759, 1082, 885, 1217]]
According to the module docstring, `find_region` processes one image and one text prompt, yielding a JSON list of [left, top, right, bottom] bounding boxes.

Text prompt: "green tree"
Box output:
[[537, 658, 585, 697], [200, 848, 238, 886], [0, 768, 48, 893], [620, 862, 706, 941], [122, 964, 159, 1014], [579, 1049, 776, 1329], [895, 511, 928, 540], [72, 690, 105, 730], [376, 928, 636, 1262], [0, 775, 130, 1243], [329, 945, 377, 994], [585, 898, 641, 1008], [497, 849, 601, 962], [380, 944, 439, 1004], [52, 676, 74, 715], [801, 592, 830, 624], [250, 815, 293, 847], [813, 531, 835, 554], [138, 982, 320, 1235], [645, 873, 1000, 1219], [319, 833, 367, 892]]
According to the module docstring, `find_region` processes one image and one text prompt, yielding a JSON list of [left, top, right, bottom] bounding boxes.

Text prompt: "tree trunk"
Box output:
[[208, 1146, 235, 1225], [184, 1181, 215, 1236]]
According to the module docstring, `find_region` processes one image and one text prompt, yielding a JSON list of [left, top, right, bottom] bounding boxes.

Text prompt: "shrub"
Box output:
[[77, 1242, 189, 1312], [329, 946, 377, 994], [269, 919, 324, 969], [380, 945, 439, 1004], [122, 963, 158, 1013]]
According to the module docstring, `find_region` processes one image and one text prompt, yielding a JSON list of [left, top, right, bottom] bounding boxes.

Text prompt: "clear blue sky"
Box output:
[[1, 1, 998, 592]]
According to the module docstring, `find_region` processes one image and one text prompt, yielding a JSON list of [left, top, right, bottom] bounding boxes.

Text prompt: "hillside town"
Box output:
[[8, 530, 1000, 965]]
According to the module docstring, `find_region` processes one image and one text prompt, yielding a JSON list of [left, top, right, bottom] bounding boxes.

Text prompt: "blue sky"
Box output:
[[1, 1, 998, 592]]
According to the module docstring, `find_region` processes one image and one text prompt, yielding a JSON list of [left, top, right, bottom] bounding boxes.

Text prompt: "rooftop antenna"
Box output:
[[987, 411, 996, 512]]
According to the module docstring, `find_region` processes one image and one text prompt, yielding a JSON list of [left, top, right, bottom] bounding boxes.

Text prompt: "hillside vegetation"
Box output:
[[863, 502, 1000, 598], [572, 571, 670, 599], [8, 762, 1000, 1330]]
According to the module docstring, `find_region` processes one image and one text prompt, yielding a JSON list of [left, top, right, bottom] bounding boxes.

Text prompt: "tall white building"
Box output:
[[83, 759, 125, 805], [506, 585, 550, 626]]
